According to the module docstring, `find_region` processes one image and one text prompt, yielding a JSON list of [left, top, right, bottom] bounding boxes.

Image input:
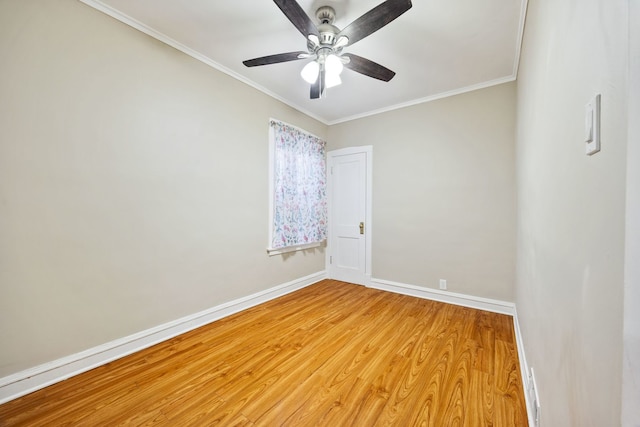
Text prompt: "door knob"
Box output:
[[359, 222, 364, 235]]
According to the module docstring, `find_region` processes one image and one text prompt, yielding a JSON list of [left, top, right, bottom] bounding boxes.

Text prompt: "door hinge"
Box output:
[[330, 166, 334, 175], [329, 256, 332, 264]]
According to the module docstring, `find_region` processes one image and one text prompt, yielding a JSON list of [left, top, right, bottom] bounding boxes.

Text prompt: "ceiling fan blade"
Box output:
[[273, 0, 319, 39], [310, 69, 325, 99], [343, 54, 396, 82], [243, 51, 307, 67], [310, 79, 320, 99], [337, 0, 412, 47]]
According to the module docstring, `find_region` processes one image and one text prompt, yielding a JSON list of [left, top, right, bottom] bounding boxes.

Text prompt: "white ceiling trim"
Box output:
[[327, 75, 517, 125], [80, 0, 527, 126], [512, 0, 529, 77], [79, 0, 328, 124]]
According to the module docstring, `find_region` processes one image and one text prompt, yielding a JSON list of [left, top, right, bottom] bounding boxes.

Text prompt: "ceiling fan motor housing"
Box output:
[[315, 6, 335, 24], [316, 6, 338, 45]]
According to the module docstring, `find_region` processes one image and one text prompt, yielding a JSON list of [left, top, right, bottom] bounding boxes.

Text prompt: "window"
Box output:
[[267, 119, 327, 255]]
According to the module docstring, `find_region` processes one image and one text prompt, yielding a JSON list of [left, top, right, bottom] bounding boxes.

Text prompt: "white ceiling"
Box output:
[[81, 0, 527, 124]]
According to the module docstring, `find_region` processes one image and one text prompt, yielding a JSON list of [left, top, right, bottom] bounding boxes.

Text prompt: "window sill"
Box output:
[[267, 241, 324, 256]]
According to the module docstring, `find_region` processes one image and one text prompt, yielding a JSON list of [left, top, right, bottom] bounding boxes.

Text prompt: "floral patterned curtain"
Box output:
[[270, 120, 327, 249]]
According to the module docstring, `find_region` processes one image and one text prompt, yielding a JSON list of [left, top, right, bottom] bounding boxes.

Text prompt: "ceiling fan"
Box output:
[[243, 0, 412, 99]]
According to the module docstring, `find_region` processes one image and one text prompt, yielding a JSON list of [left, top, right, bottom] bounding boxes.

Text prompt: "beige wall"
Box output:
[[515, 0, 628, 424], [623, 2, 640, 424], [328, 83, 517, 301], [3, 2, 633, 424], [0, 0, 327, 377]]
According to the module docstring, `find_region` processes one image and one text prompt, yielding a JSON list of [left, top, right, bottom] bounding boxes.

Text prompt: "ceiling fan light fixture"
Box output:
[[334, 36, 349, 49], [301, 60, 320, 84], [307, 34, 320, 47]]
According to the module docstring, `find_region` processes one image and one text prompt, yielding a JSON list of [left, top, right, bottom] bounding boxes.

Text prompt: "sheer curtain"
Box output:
[[269, 119, 327, 251]]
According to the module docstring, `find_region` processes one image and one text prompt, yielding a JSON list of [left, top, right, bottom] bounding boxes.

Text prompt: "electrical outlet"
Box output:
[[528, 368, 541, 427], [439, 279, 447, 290]]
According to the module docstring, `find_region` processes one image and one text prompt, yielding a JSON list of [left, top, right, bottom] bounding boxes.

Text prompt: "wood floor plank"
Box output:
[[467, 370, 494, 427], [0, 280, 527, 426]]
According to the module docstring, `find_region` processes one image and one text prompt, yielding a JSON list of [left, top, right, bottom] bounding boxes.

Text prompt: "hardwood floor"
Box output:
[[0, 280, 528, 426]]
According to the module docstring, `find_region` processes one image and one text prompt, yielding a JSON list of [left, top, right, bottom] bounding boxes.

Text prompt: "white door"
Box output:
[[327, 147, 371, 285]]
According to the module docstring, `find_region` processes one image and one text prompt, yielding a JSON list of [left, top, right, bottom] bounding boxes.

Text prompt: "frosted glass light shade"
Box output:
[[300, 61, 320, 84], [325, 73, 342, 88], [325, 54, 343, 76]]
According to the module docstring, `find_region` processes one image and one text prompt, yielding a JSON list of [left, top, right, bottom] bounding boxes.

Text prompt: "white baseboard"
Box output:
[[368, 277, 515, 315], [513, 308, 537, 427], [0, 271, 326, 405]]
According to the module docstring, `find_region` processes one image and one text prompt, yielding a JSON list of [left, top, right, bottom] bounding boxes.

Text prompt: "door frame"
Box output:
[[326, 146, 373, 285]]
